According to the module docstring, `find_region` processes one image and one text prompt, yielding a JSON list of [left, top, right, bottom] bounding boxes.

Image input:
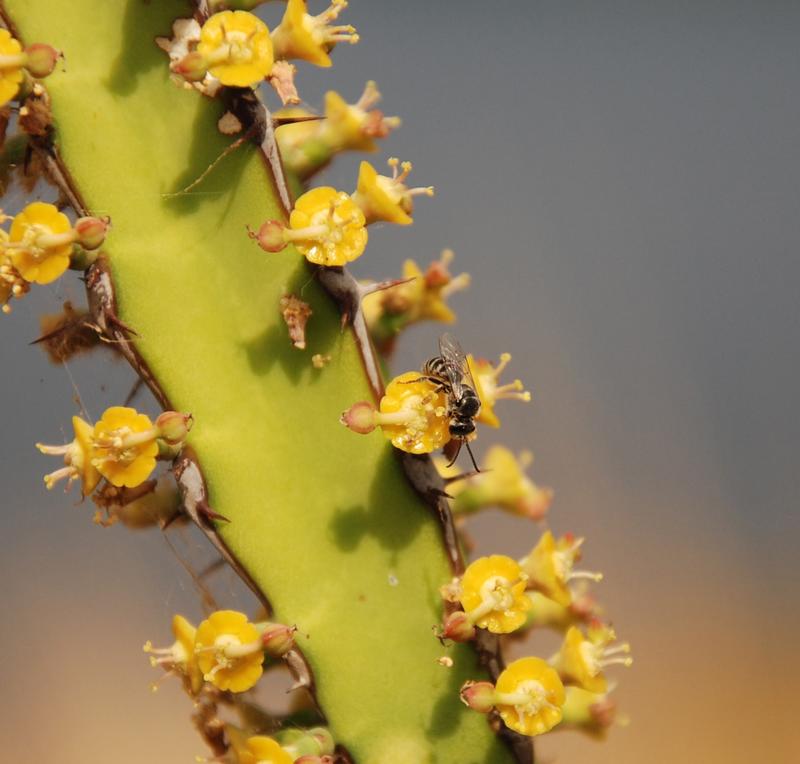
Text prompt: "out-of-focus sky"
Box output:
[[1, 1, 798, 762]]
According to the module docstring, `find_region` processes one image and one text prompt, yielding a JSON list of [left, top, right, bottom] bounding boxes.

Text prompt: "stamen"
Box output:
[[568, 570, 604, 583]]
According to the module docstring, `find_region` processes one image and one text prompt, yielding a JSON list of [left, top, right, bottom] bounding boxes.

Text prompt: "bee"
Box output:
[[413, 333, 482, 471]]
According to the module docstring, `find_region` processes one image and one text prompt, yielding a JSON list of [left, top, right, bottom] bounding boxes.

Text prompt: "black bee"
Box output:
[[417, 333, 482, 471]]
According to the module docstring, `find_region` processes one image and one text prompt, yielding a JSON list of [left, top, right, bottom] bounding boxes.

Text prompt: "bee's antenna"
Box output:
[[464, 441, 480, 473]]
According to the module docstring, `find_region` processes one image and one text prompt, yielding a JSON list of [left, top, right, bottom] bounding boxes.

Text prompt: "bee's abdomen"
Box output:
[[423, 356, 449, 379]]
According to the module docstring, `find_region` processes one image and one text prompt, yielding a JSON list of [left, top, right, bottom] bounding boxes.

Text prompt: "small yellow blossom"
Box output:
[[560, 686, 618, 739], [1, 252, 30, 315], [380, 372, 450, 453], [197, 10, 274, 88], [233, 735, 293, 764], [440, 445, 554, 521], [0, 29, 25, 107], [272, 0, 358, 68], [340, 373, 451, 453], [287, 186, 367, 265], [7, 202, 72, 285], [521, 531, 603, 607], [320, 82, 400, 152], [91, 406, 160, 488], [276, 82, 400, 180], [195, 610, 265, 693], [494, 657, 566, 737], [552, 624, 632, 693], [362, 249, 470, 354], [468, 353, 531, 428], [459, 554, 531, 634], [352, 158, 434, 226], [37, 415, 101, 496], [143, 614, 203, 694]]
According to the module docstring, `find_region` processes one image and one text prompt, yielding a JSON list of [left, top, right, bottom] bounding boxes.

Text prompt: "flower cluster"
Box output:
[[252, 155, 432, 267], [456, 529, 632, 738], [166, 4, 357, 103], [37, 406, 192, 497], [145, 609, 296, 694], [0, 29, 59, 108], [0, 202, 108, 314]]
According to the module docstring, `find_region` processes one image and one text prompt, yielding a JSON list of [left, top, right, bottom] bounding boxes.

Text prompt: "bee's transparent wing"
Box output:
[[438, 332, 473, 399]]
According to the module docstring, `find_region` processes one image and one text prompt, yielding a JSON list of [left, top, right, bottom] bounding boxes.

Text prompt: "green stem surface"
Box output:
[[4, 2, 513, 762]]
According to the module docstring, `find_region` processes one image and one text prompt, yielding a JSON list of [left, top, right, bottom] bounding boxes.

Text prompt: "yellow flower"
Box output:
[[287, 186, 367, 266], [319, 81, 399, 153], [272, 0, 358, 68], [459, 554, 531, 634], [90, 406, 160, 488], [494, 657, 566, 737], [441, 446, 554, 521], [197, 10, 274, 88], [276, 82, 400, 180], [468, 353, 531, 428], [7, 202, 73, 285], [0, 29, 25, 107], [552, 624, 632, 693], [379, 371, 450, 453], [195, 610, 264, 693], [560, 686, 619, 740], [37, 415, 101, 496], [521, 531, 603, 607], [143, 614, 204, 694], [234, 735, 293, 764], [362, 250, 470, 353], [1, 250, 30, 315], [352, 158, 434, 226]]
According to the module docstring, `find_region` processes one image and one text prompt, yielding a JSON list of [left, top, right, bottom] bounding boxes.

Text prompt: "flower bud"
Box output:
[[24, 44, 59, 78], [340, 401, 376, 434], [155, 411, 193, 446], [261, 622, 296, 658], [441, 610, 476, 643], [74, 216, 110, 250], [252, 220, 288, 253], [459, 681, 496, 713], [172, 51, 208, 82]]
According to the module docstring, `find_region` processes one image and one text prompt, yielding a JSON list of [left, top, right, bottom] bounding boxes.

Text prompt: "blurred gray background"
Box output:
[[1, 1, 798, 762]]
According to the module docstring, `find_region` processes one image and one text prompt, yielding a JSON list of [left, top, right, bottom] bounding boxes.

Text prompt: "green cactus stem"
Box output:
[[1, 1, 528, 762]]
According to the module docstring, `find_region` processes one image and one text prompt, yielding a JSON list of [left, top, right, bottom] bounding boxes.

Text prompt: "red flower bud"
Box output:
[[74, 216, 110, 250], [172, 51, 208, 82], [155, 411, 193, 446], [25, 44, 59, 78], [459, 681, 497, 713], [441, 610, 476, 643], [261, 622, 296, 658], [251, 220, 288, 253]]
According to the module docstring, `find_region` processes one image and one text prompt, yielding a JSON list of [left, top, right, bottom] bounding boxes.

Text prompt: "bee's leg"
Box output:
[[399, 375, 446, 390], [464, 441, 480, 472]]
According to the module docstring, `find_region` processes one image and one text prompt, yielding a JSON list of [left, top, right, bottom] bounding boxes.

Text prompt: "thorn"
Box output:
[[104, 311, 138, 336], [272, 114, 324, 128], [430, 488, 455, 500], [443, 468, 487, 486], [197, 500, 230, 524], [358, 275, 415, 299], [123, 377, 145, 406]]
